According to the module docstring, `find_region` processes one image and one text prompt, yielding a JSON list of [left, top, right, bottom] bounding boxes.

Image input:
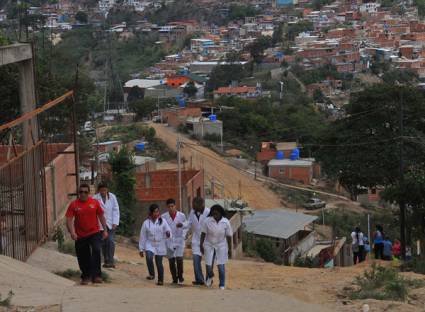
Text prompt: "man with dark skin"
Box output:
[[66, 184, 108, 285]]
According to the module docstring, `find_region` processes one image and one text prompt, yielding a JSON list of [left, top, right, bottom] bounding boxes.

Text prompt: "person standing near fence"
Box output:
[[351, 227, 365, 264], [66, 184, 108, 285], [162, 198, 187, 285], [187, 197, 210, 286], [201, 204, 232, 290], [93, 183, 120, 268], [373, 225, 385, 260], [139, 204, 171, 286]]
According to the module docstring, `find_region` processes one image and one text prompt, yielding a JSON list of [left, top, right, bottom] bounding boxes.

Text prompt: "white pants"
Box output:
[[204, 241, 228, 266]]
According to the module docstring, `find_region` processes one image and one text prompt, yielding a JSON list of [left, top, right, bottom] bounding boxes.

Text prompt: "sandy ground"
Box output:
[[4, 242, 425, 312], [149, 122, 282, 209]]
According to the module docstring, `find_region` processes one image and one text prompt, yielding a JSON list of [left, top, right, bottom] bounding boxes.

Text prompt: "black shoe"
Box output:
[[146, 276, 155, 280], [192, 281, 204, 286], [172, 279, 178, 284], [157, 281, 164, 286], [178, 278, 184, 285]]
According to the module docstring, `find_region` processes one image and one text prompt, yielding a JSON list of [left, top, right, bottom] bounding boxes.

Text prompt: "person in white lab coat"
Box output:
[[93, 183, 120, 268], [200, 204, 232, 290], [187, 197, 210, 285], [162, 198, 187, 284], [139, 204, 171, 286]]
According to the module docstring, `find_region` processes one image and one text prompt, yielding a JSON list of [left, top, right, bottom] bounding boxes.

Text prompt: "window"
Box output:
[[279, 168, 285, 174]]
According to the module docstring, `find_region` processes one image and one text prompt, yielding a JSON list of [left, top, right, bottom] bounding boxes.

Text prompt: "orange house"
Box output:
[[166, 76, 190, 88]]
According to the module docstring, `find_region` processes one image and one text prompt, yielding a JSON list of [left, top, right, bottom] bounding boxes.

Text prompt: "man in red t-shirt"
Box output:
[[66, 184, 108, 285]]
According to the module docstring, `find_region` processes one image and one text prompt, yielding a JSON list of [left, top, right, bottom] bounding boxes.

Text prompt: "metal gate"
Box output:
[[0, 141, 47, 261], [0, 90, 77, 261]]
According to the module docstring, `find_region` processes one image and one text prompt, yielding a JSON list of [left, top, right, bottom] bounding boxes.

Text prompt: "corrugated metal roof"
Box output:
[[243, 209, 317, 239]]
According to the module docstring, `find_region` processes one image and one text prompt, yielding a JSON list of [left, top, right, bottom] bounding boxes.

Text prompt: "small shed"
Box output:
[[243, 209, 317, 264]]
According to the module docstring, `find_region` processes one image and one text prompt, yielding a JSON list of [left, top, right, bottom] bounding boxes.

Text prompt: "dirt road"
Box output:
[[150, 123, 282, 209]]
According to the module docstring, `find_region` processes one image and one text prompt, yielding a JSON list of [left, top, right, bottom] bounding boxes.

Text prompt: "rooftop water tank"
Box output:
[[209, 114, 217, 121], [276, 150, 284, 160], [135, 143, 145, 152], [290, 148, 300, 160], [178, 98, 185, 107]]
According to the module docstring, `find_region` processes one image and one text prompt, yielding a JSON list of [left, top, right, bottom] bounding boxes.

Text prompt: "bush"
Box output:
[[255, 239, 279, 263], [347, 264, 424, 301], [0, 291, 14, 307], [294, 255, 316, 268]]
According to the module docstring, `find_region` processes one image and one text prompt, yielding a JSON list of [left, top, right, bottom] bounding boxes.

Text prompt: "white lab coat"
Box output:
[[162, 211, 187, 258], [139, 218, 171, 256], [187, 208, 210, 256], [93, 192, 120, 230], [201, 217, 232, 266]]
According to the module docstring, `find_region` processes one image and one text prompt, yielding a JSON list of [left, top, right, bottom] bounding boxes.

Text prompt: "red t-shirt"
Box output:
[[65, 197, 104, 239]]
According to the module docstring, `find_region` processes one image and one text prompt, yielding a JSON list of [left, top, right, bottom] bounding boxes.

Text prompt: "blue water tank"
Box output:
[[178, 98, 185, 107], [209, 114, 217, 121], [135, 143, 145, 151], [276, 151, 284, 160], [290, 148, 300, 160]]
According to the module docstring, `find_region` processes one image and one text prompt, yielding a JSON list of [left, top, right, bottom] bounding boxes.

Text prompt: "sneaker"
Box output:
[[157, 281, 164, 286], [146, 276, 155, 280], [219, 286, 225, 290], [178, 278, 184, 285], [92, 277, 103, 284], [172, 280, 178, 284], [205, 277, 213, 287], [80, 279, 90, 285]]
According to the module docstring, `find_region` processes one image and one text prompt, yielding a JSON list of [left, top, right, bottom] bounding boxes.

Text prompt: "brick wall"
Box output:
[[269, 165, 312, 184], [44, 144, 76, 230]]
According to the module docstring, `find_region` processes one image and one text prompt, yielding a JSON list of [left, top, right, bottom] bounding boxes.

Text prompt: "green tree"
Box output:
[[313, 89, 325, 103], [108, 147, 137, 236], [316, 84, 425, 200], [183, 81, 198, 98], [75, 11, 88, 24], [382, 69, 419, 85], [207, 64, 248, 92], [128, 97, 157, 120], [247, 35, 272, 64]]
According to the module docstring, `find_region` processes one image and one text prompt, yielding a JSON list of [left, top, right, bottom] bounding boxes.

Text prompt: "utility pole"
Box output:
[[399, 85, 407, 261], [177, 135, 183, 212], [254, 160, 257, 180]]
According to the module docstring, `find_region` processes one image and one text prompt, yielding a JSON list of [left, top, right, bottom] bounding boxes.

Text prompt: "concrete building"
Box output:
[[162, 107, 203, 127], [213, 86, 262, 99], [243, 209, 317, 265], [92, 141, 122, 154], [185, 117, 223, 140]]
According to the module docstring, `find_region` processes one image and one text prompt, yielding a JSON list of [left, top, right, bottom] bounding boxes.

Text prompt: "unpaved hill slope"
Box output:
[[149, 122, 282, 209]]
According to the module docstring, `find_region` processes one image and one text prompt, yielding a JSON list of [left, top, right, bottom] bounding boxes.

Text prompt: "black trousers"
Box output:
[[75, 232, 102, 280], [374, 243, 384, 260], [168, 257, 184, 282], [353, 245, 365, 264]]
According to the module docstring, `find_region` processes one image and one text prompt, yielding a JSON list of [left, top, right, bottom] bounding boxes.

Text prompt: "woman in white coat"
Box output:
[[139, 204, 171, 285], [200, 204, 232, 290], [162, 198, 187, 284]]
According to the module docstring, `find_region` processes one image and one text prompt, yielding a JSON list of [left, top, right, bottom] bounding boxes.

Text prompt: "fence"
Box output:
[[0, 91, 77, 261]]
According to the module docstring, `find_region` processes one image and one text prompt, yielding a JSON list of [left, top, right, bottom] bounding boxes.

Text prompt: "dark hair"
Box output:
[[192, 197, 204, 207], [79, 183, 90, 191], [0, 211, 6, 217], [97, 182, 108, 190], [148, 204, 162, 224], [376, 224, 383, 232], [355, 227, 361, 233], [166, 198, 176, 205], [208, 204, 226, 219]]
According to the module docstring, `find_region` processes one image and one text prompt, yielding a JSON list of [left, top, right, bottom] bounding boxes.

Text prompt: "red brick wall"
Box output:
[[269, 166, 312, 184], [44, 144, 76, 230], [135, 169, 204, 213]]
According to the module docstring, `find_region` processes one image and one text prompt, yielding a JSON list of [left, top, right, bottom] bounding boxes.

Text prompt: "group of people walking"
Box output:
[[139, 197, 233, 289], [66, 183, 233, 289], [351, 224, 406, 264]]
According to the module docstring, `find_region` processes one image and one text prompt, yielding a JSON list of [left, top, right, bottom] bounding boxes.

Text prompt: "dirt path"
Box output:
[[149, 123, 282, 209]]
